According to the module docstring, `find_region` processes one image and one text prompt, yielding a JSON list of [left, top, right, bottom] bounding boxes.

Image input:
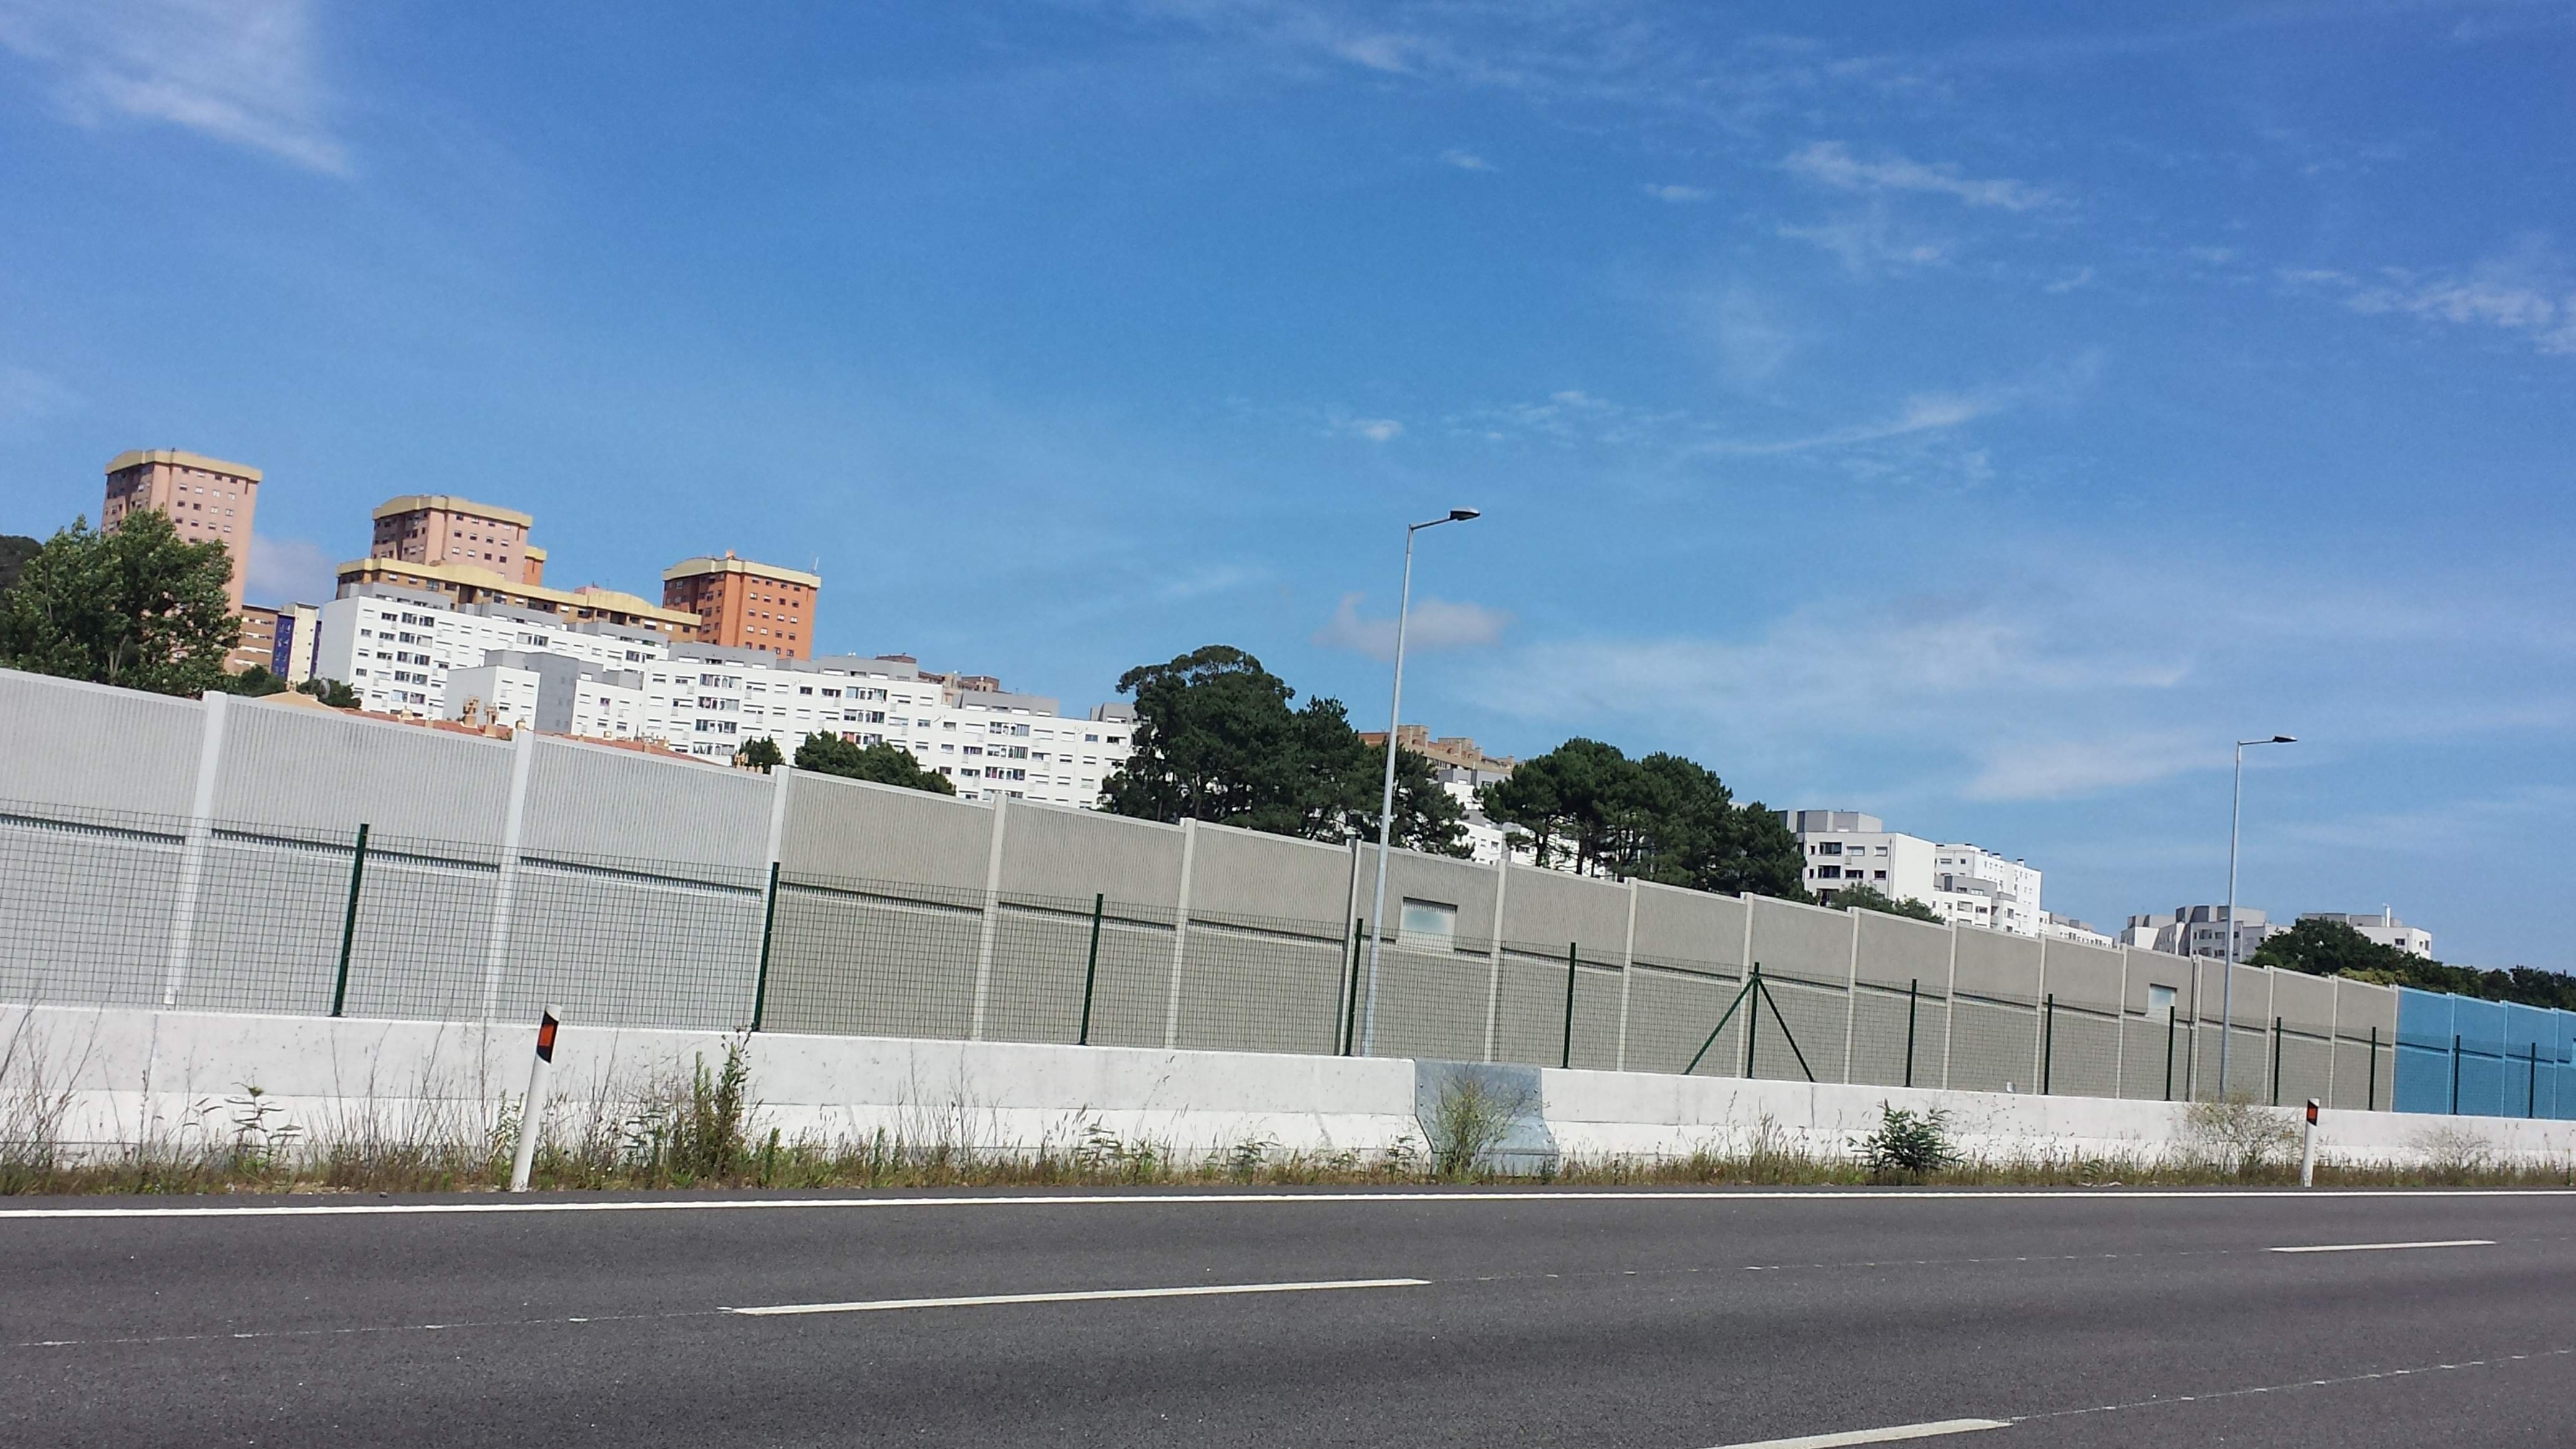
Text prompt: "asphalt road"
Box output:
[[2, 1186, 2571, 1448]]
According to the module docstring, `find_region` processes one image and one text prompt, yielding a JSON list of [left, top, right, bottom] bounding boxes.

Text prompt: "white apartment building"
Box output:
[[2121, 905, 2287, 960], [316, 586, 665, 715], [1780, 809, 2046, 937], [2300, 910, 2434, 958], [2040, 912, 2115, 949], [320, 587, 1133, 809]]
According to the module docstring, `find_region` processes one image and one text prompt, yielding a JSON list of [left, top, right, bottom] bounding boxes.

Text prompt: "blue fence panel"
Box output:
[[2393, 988, 2454, 1115], [2452, 998, 2509, 1116], [2504, 1003, 2554, 1118], [2560, 1015, 2576, 1121]]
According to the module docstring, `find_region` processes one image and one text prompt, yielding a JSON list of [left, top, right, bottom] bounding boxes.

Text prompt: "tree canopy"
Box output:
[[794, 733, 957, 795], [1101, 645, 1467, 855], [1825, 884, 1942, 922], [734, 736, 784, 773], [0, 534, 36, 595], [2252, 917, 2576, 1011], [1478, 738, 1807, 899], [0, 512, 240, 696], [215, 664, 291, 697]]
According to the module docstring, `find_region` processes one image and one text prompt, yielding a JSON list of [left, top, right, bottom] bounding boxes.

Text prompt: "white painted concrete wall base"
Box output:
[[7, 1005, 2574, 1171]]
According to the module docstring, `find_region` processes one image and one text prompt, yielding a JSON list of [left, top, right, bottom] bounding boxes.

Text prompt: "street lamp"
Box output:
[[2215, 734, 2297, 1098], [1359, 507, 1481, 1056]]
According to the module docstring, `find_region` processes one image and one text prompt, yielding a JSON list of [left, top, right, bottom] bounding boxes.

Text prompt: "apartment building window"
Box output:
[[1816, 866, 1842, 879]]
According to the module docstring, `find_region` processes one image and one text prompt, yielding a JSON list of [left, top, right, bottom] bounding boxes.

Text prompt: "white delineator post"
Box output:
[[2300, 1098, 2320, 1188], [507, 1006, 561, 1193]]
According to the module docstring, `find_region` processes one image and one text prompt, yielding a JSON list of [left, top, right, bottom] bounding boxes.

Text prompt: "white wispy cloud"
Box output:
[[1690, 390, 1998, 457], [1777, 208, 1949, 277], [1438, 147, 1495, 172], [1314, 591, 1511, 661], [1783, 140, 2055, 212], [2285, 236, 2576, 355], [0, 364, 75, 425], [1644, 183, 1711, 203], [1155, 561, 1271, 602], [2043, 266, 2097, 294], [1471, 552, 2576, 808], [1332, 416, 1405, 442], [245, 534, 335, 603], [0, 0, 348, 173]]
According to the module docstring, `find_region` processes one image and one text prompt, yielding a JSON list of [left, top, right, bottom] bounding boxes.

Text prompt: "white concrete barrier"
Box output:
[[6, 1003, 2573, 1171]]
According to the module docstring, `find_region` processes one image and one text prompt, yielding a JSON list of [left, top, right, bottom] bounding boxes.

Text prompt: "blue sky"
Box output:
[[4, 1, 2574, 965]]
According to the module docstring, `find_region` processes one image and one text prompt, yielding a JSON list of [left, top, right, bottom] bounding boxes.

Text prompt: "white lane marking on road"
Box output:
[[1704, 1420, 2008, 1448], [730, 1277, 1429, 1317], [2020, 1345, 2575, 1425], [4, 1188, 2574, 1220], [2268, 1239, 2496, 1254]]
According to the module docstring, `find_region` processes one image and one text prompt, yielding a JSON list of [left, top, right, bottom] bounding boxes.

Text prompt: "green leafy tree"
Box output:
[[0, 534, 37, 594], [1826, 883, 1943, 922], [215, 664, 290, 697], [0, 512, 240, 696], [2247, 917, 2408, 978], [1101, 645, 1466, 854], [735, 736, 784, 773], [794, 733, 957, 795], [298, 677, 361, 708], [1480, 739, 1807, 898]]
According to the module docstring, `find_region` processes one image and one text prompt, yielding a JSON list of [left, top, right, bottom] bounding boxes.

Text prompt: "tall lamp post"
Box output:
[[1359, 507, 1481, 1056], [2217, 734, 2297, 1098]]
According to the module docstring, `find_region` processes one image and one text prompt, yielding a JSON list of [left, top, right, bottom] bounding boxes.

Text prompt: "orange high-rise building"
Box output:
[[661, 552, 821, 659], [102, 449, 261, 610], [369, 495, 546, 585]]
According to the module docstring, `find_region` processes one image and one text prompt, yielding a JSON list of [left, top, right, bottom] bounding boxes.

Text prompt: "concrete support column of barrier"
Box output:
[[968, 794, 1010, 1041], [1481, 859, 1509, 1063], [1840, 907, 1860, 1085], [751, 763, 794, 1028], [1614, 878, 1637, 1071], [2257, 967, 2277, 1105], [1940, 920, 1961, 1090], [2114, 948, 2131, 1100], [479, 728, 537, 1024], [1737, 895, 1757, 1079], [2032, 943, 2049, 1093], [2326, 968, 2343, 1108], [1160, 818, 1197, 1049], [159, 692, 231, 1008]]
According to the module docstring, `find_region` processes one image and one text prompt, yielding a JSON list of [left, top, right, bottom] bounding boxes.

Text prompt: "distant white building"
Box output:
[[2121, 905, 2287, 960], [318, 587, 1133, 808], [1780, 809, 2045, 937], [1359, 726, 1519, 866], [2301, 909, 2434, 958], [2040, 912, 2115, 948]]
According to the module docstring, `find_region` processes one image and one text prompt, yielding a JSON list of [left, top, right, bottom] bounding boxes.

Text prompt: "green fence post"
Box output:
[[2165, 1010, 2178, 1102], [2366, 1025, 2379, 1111], [2270, 1016, 2283, 1107], [1340, 917, 1365, 1056], [1561, 941, 1578, 1070], [1754, 973, 1816, 1083], [1903, 978, 1919, 1089], [1744, 964, 1762, 1078], [1682, 972, 1757, 1077], [749, 861, 781, 1032], [1078, 892, 1105, 1046], [330, 822, 370, 1018], [2040, 993, 2054, 1096]]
